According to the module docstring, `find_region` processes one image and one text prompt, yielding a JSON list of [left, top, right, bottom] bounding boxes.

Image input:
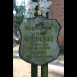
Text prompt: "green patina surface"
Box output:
[[19, 16, 61, 65]]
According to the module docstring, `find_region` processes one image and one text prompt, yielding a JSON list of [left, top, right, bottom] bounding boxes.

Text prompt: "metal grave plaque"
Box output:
[[19, 16, 61, 65]]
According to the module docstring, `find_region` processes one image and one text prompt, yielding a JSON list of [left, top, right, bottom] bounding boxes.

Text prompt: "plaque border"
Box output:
[[18, 16, 61, 65]]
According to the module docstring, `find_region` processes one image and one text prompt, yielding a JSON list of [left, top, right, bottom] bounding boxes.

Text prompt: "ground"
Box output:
[[13, 45, 64, 77]]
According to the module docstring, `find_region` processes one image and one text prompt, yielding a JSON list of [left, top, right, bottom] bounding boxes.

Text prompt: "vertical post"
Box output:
[[41, 0, 48, 77], [31, 64, 38, 77], [33, 0, 38, 16], [46, 0, 49, 19], [31, 0, 38, 77], [41, 64, 48, 77]]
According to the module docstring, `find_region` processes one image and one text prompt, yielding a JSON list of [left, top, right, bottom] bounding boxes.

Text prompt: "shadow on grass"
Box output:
[[13, 56, 21, 59], [49, 62, 64, 67], [49, 71, 64, 77], [13, 51, 19, 54]]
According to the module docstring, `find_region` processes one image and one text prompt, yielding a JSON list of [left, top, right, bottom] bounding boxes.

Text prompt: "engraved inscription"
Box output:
[[19, 16, 61, 65]]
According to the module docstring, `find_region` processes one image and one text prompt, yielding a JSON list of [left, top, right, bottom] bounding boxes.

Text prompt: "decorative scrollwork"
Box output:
[[25, 0, 52, 18], [39, 1, 52, 17], [25, 1, 38, 18]]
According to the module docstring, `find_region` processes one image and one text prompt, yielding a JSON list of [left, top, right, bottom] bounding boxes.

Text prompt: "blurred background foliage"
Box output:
[[13, 0, 25, 45], [13, 0, 40, 45]]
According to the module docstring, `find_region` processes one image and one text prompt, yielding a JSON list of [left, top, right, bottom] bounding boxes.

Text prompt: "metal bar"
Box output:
[[31, 64, 38, 77], [46, 0, 49, 18], [31, 0, 38, 76], [32, 0, 38, 16], [41, 0, 48, 76], [41, 64, 48, 77]]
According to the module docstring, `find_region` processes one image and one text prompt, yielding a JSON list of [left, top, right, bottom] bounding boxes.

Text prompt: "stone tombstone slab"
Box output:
[[19, 16, 61, 65]]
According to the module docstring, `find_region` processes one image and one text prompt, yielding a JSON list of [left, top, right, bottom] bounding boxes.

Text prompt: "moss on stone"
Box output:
[[19, 16, 61, 65]]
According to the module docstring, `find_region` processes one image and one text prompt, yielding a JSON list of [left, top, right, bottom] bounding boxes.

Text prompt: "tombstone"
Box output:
[[18, 16, 61, 65]]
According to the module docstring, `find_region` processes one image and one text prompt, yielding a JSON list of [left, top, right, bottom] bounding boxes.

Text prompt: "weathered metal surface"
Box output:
[[41, 64, 48, 77], [31, 64, 38, 77], [19, 16, 61, 65]]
